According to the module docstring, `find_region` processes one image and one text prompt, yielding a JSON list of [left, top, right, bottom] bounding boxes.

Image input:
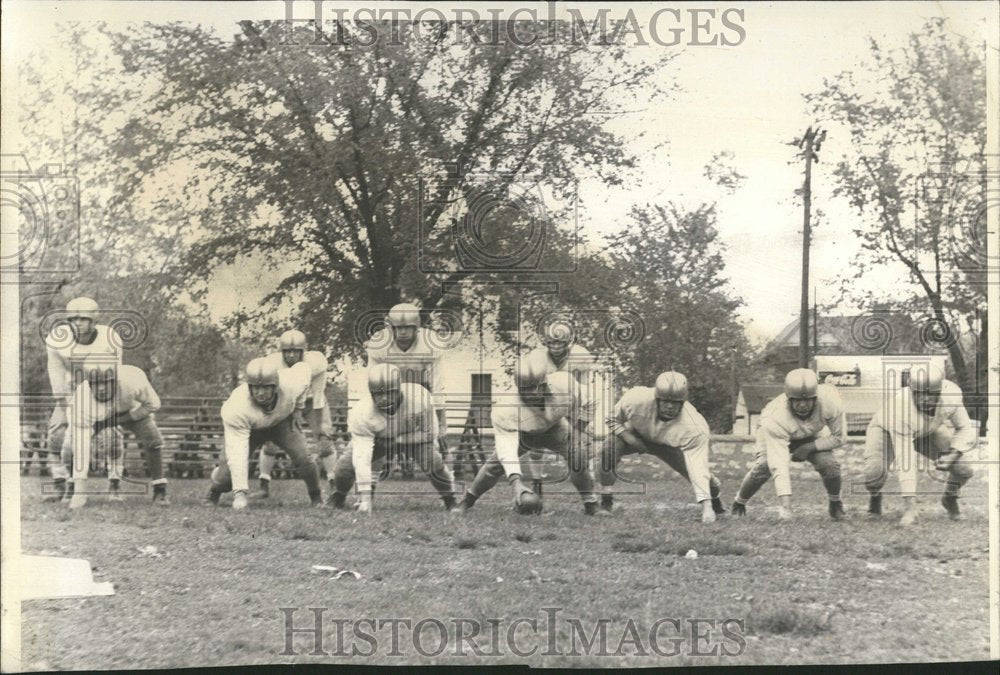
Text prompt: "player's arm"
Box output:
[[936, 393, 977, 470], [814, 388, 847, 452], [129, 372, 161, 421], [222, 415, 253, 493], [347, 408, 378, 511], [430, 350, 449, 435], [46, 343, 71, 403], [607, 400, 651, 453], [759, 420, 793, 497]]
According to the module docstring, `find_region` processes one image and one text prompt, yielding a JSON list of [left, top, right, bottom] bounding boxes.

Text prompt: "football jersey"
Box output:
[[348, 382, 438, 492], [264, 350, 328, 408], [757, 383, 846, 452], [221, 361, 312, 433], [526, 344, 607, 422], [365, 327, 445, 406], [491, 371, 578, 435], [869, 379, 976, 451], [46, 324, 122, 399], [64, 365, 159, 480], [608, 387, 710, 451]]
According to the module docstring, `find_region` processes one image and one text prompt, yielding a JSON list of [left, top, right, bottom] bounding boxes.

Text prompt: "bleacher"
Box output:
[[18, 396, 494, 478]]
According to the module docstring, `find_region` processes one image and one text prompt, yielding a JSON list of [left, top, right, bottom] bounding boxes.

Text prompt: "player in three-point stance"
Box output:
[[597, 371, 726, 523], [328, 364, 457, 512], [731, 368, 847, 520], [44, 297, 122, 502], [253, 329, 336, 500], [63, 362, 169, 509], [864, 363, 976, 527], [453, 350, 600, 516], [207, 357, 323, 510], [365, 303, 450, 479]]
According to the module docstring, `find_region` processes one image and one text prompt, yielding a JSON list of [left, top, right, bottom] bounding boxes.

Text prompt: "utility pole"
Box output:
[[795, 126, 825, 368]]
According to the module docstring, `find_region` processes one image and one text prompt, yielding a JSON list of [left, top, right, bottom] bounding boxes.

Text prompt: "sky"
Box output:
[[3, 1, 995, 346]]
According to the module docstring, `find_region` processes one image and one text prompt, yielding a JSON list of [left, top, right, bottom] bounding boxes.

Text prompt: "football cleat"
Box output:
[[152, 484, 170, 506], [711, 497, 727, 515], [232, 491, 249, 511], [731, 502, 746, 517], [204, 486, 222, 506], [327, 491, 347, 509], [43, 479, 67, 503], [250, 478, 270, 499], [310, 492, 324, 508], [868, 494, 882, 517], [452, 493, 477, 513], [442, 495, 458, 511], [68, 493, 88, 510], [941, 495, 961, 520], [600, 494, 615, 514], [61, 482, 76, 504], [583, 501, 600, 516], [108, 479, 124, 502], [828, 500, 846, 520]]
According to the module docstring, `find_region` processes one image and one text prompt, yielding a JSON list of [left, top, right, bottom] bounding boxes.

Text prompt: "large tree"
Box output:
[[806, 18, 988, 410], [26, 20, 673, 360]]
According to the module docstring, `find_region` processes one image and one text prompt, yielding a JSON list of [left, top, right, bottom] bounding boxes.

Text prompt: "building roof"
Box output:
[[740, 384, 785, 413], [768, 313, 946, 356]]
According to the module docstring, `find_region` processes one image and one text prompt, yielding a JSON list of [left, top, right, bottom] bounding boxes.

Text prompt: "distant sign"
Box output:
[[820, 370, 860, 387]]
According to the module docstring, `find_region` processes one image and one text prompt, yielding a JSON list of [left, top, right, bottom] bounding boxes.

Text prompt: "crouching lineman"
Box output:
[[63, 363, 168, 509], [207, 358, 322, 510], [523, 317, 608, 497], [864, 363, 976, 526], [732, 368, 846, 520], [254, 329, 336, 499], [45, 296, 122, 501], [366, 303, 450, 478], [454, 351, 599, 516], [328, 364, 457, 512], [599, 371, 726, 523]]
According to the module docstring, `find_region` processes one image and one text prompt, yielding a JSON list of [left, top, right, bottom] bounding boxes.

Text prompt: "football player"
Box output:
[[453, 350, 600, 515], [328, 364, 457, 512], [63, 362, 168, 509], [864, 363, 976, 526], [365, 303, 450, 478], [732, 368, 847, 520], [45, 297, 122, 502], [523, 317, 609, 498], [207, 357, 322, 510], [254, 329, 336, 499], [598, 371, 725, 523]]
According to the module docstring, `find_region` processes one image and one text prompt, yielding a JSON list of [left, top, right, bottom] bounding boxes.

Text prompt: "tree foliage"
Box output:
[[52, 20, 674, 359], [806, 17, 988, 400]]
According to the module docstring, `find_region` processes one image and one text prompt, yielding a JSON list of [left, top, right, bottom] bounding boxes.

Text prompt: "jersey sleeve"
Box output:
[[287, 362, 312, 409], [943, 382, 977, 453], [46, 340, 71, 400], [306, 352, 328, 409], [814, 385, 846, 451], [756, 420, 793, 497], [607, 391, 632, 436], [348, 404, 379, 492], [129, 369, 161, 421]]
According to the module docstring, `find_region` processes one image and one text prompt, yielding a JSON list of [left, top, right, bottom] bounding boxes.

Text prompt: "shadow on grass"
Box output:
[[750, 600, 833, 636]]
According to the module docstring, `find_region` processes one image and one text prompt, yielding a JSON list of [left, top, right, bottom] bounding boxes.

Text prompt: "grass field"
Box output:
[[17, 459, 993, 669]]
